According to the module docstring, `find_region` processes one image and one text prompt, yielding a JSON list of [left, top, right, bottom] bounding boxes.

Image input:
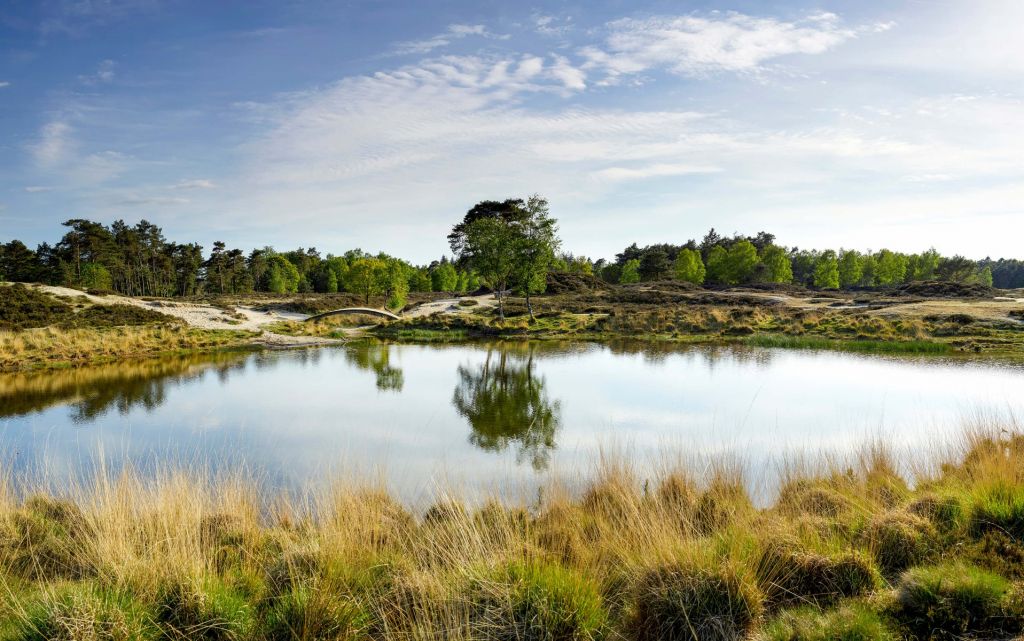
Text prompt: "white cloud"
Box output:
[[30, 120, 74, 167], [534, 14, 573, 38], [0, 82, 9, 88], [593, 163, 722, 182], [393, 23, 507, 55], [170, 179, 216, 190], [78, 59, 116, 85], [24, 186, 54, 193], [580, 11, 883, 81]]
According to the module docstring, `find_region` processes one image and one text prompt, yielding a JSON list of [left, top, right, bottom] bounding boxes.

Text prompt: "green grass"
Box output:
[[742, 334, 953, 354]]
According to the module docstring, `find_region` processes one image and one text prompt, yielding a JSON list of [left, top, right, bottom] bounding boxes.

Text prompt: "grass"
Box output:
[[1, 427, 1024, 640], [741, 335, 953, 355], [0, 325, 257, 372]]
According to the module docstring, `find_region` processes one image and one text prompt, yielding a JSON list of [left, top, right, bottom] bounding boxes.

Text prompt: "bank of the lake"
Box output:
[[1, 427, 1022, 641]]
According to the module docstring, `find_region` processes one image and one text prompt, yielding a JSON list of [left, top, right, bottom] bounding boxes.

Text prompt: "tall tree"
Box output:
[[673, 248, 705, 285]]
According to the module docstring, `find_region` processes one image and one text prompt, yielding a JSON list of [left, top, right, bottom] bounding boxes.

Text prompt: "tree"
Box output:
[[639, 248, 670, 281], [759, 245, 792, 284], [937, 255, 978, 283], [460, 218, 517, 319], [838, 250, 863, 289], [874, 249, 908, 286], [509, 195, 560, 320], [448, 199, 528, 258], [619, 259, 641, 284], [720, 240, 758, 285], [705, 246, 728, 284], [346, 257, 387, 304], [813, 250, 840, 289], [431, 260, 458, 292], [673, 248, 705, 285], [266, 254, 300, 293], [0, 241, 40, 282]]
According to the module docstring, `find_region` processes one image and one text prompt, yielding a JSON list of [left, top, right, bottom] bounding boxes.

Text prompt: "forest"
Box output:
[[1, 199, 1022, 312]]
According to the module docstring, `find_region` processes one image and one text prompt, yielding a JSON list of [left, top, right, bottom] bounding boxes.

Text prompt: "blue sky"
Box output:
[[1, 0, 1021, 262]]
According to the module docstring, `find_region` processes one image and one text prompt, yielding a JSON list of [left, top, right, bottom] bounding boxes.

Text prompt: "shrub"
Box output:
[[628, 560, 763, 641], [755, 543, 879, 610], [864, 511, 938, 575], [155, 577, 256, 640], [471, 561, 608, 641], [263, 586, 370, 641], [892, 562, 1021, 639], [14, 584, 157, 641], [764, 603, 897, 641]]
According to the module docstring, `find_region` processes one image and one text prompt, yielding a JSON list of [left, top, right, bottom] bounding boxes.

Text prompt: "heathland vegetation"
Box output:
[[0, 426, 1022, 640]]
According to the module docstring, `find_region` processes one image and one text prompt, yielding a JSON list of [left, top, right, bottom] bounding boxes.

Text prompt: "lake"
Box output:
[[2, 341, 1022, 504]]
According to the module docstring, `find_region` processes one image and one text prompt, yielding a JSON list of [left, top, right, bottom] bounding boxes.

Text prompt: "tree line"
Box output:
[[569, 229, 1016, 289], [0, 218, 480, 309], [2, 207, 1022, 308]]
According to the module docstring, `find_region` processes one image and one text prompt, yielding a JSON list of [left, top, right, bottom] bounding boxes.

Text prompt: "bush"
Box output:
[[15, 584, 156, 641], [764, 604, 897, 641], [864, 511, 938, 575], [0, 284, 72, 330], [755, 543, 879, 610], [263, 586, 370, 641], [892, 562, 1021, 639], [472, 561, 608, 641], [155, 577, 255, 640], [628, 560, 763, 641]]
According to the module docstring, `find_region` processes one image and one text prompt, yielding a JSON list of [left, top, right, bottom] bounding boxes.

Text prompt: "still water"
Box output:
[[2, 342, 1022, 503]]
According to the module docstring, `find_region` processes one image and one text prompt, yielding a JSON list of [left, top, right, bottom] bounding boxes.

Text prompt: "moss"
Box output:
[[627, 560, 763, 641], [755, 543, 879, 610], [13, 583, 158, 641], [891, 562, 1022, 639], [864, 511, 938, 576], [764, 603, 897, 641], [471, 561, 608, 641]]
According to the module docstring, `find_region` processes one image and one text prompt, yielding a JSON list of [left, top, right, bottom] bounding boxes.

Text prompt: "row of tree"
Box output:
[[587, 230, 1008, 289], [0, 219, 481, 309]]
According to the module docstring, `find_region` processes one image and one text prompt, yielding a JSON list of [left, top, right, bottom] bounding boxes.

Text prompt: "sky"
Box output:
[[1, 0, 1022, 263]]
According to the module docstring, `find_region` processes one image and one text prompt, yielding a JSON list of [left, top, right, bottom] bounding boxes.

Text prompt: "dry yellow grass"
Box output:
[[0, 326, 255, 371], [0, 425, 1022, 640]]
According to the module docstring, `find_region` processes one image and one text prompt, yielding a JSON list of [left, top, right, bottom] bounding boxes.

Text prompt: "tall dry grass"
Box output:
[[0, 426, 1023, 640]]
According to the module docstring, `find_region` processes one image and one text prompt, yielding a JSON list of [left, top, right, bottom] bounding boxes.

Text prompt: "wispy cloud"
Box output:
[[169, 179, 216, 190], [39, 0, 160, 36], [24, 186, 54, 193], [78, 59, 116, 85], [393, 24, 508, 55], [0, 82, 10, 89], [593, 163, 722, 182], [30, 120, 74, 167], [580, 11, 884, 82]]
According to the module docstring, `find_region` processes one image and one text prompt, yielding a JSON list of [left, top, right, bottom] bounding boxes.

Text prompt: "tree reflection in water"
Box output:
[[344, 343, 404, 392], [452, 344, 561, 470]]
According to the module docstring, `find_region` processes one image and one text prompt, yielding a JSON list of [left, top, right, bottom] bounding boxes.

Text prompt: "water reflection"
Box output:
[[343, 343, 404, 392], [452, 344, 561, 470], [0, 352, 251, 422]]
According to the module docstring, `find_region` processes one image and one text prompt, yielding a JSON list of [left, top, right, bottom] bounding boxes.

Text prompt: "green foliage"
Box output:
[[267, 255, 300, 294], [891, 563, 1020, 638], [759, 245, 793, 284], [628, 560, 763, 641], [345, 258, 387, 304], [838, 250, 863, 288], [764, 604, 897, 641], [813, 250, 840, 289], [619, 259, 641, 284], [705, 245, 728, 284], [874, 250, 908, 286], [720, 240, 759, 285], [673, 249, 705, 285], [473, 561, 608, 641], [78, 263, 112, 291], [431, 261, 458, 292], [639, 249, 670, 281]]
